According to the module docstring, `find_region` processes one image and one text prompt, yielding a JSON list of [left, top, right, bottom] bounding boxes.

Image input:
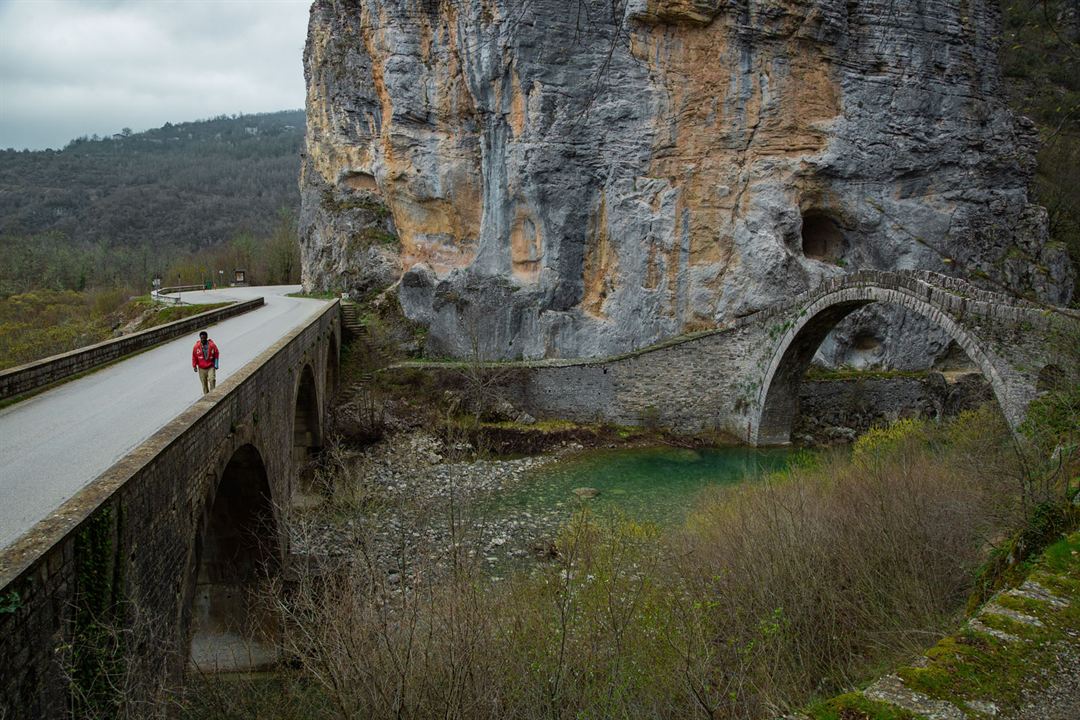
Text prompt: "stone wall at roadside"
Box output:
[[0, 298, 264, 400]]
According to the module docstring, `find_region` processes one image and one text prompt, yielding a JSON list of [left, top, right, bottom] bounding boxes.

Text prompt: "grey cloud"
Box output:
[[0, 0, 310, 150]]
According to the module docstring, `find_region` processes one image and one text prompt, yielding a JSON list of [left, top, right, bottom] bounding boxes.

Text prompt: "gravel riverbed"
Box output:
[[289, 430, 588, 583]]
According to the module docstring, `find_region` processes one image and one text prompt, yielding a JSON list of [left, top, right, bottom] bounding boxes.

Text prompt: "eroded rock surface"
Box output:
[[300, 0, 1073, 361]]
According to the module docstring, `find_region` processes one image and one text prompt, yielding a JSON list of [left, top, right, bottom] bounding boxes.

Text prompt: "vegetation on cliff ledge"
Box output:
[[1002, 0, 1080, 299]]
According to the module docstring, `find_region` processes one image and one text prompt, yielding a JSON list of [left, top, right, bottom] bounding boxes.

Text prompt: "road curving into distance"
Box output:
[[0, 286, 331, 550]]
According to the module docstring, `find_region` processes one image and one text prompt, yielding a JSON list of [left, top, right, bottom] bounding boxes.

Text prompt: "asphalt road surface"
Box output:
[[0, 286, 330, 550]]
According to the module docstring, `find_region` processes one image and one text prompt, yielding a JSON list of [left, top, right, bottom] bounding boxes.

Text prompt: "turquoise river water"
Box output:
[[484, 445, 796, 529]]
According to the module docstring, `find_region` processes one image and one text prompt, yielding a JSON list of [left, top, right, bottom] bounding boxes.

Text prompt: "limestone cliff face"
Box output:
[[300, 0, 1073, 362]]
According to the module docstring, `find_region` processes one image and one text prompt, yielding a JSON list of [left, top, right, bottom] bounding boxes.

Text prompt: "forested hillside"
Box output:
[[0, 109, 303, 246], [0, 110, 303, 293]]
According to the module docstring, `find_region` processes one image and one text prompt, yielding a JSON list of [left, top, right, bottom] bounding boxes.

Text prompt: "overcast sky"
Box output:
[[0, 0, 310, 150]]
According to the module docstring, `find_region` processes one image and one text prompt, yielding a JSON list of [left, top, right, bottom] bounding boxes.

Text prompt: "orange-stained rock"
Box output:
[[300, 0, 1072, 363]]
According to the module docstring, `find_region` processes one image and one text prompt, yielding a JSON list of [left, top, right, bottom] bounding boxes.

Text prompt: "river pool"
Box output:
[[480, 445, 795, 530]]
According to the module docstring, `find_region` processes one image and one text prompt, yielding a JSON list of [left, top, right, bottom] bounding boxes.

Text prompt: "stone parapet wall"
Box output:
[[392, 320, 765, 438], [0, 298, 264, 400], [0, 302, 339, 719]]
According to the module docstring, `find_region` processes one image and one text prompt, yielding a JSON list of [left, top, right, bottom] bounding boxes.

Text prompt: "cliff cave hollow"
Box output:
[[801, 213, 846, 262]]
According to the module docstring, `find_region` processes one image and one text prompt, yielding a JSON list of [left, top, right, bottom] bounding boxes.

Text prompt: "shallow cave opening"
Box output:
[[340, 170, 378, 192], [801, 212, 846, 262], [852, 332, 881, 352]]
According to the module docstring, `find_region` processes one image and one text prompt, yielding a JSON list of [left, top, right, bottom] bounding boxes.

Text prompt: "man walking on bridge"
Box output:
[[192, 330, 220, 394]]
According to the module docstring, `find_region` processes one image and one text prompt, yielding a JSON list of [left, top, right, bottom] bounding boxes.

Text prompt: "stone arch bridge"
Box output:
[[399, 270, 1074, 445], [0, 302, 341, 719]]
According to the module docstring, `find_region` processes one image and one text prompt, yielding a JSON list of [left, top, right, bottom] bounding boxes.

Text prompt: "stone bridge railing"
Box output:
[[723, 269, 1049, 336], [151, 284, 206, 305], [0, 302, 341, 719]]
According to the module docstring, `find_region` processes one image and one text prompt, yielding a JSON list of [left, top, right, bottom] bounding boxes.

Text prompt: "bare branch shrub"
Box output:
[[58, 601, 176, 720], [179, 408, 1041, 719], [673, 411, 1022, 716]]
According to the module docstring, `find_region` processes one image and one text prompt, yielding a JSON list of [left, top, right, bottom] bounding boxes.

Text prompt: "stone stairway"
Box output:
[[337, 371, 376, 404], [333, 301, 375, 405], [340, 301, 367, 343], [856, 579, 1071, 719], [786, 531, 1080, 720]]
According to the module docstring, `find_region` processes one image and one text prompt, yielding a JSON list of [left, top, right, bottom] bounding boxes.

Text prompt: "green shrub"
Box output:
[[850, 417, 928, 466], [0, 289, 109, 369]]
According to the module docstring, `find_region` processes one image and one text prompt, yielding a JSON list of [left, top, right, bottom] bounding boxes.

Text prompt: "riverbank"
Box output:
[[291, 425, 796, 584], [290, 429, 575, 581], [182, 406, 1071, 720], [291, 365, 993, 585]]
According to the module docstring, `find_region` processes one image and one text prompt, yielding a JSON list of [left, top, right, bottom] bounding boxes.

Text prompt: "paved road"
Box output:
[[0, 286, 330, 550]]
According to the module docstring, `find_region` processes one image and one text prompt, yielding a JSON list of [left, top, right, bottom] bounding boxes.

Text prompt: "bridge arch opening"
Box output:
[[755, 290, 1007, 446], [189, 444, 280, 672], [292, 363, 322, 505]]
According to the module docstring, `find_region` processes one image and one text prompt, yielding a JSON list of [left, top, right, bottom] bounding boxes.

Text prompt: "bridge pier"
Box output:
[[751, 302, 868, 446], [291, 363, 324, 509]]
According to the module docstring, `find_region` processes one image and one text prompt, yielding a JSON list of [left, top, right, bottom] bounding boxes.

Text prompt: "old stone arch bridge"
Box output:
[[400, 270, 1074, 445], [0, 302, 340, 719]]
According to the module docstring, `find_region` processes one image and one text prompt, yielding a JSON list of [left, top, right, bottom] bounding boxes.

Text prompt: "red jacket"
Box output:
[[192, 339, 219, 369]]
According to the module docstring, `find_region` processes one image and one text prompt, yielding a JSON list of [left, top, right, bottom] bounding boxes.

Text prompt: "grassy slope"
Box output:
[[0, 290, 231, 370]]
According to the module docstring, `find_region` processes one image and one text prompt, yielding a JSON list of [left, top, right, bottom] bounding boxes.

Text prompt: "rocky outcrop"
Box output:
[[300, 0, 1074, 361], [793, 371, 993, 446]]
